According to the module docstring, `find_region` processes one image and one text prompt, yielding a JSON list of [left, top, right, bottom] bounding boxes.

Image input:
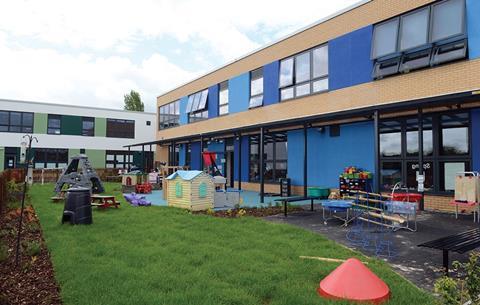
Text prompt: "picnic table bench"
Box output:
[[274, 196, 321, 217], [418, 228, 480, 276], [91, 195, 120, 209]]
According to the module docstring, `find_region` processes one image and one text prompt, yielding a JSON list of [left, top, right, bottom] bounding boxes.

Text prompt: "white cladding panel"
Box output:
[[0, 99, 156, 152]]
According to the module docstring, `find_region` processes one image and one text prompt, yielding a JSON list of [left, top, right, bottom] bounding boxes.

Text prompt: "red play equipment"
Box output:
[[202, 151, 222, 176], [317, 258, 390, 304], [135, 183, 152, 194]]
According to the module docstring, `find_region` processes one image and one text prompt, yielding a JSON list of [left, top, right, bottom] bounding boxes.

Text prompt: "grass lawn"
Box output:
[[30, 183, 435, 305]]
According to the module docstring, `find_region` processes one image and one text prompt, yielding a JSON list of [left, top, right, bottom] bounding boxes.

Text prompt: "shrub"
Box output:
[[23, 240, 41, 257], [0, 242, 9, 262], [434, 251, 480, 305]]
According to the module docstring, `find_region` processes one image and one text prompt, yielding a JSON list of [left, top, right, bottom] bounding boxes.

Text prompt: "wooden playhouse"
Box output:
[[165, 170, 214, 211]]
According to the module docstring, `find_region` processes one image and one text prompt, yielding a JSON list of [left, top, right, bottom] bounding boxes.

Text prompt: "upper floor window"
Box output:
[[279, 44, 328, 102], [372, 0, 466, 79], [249, 68, 263, 108], [0, 111, 33, 133], [106, 118, 135, 138], [82, 117, 95, 136], [219, 81, 229, 115], [186, 89, 208, 123], [158, 100, 180, 130], [47, 114, 61, 135]]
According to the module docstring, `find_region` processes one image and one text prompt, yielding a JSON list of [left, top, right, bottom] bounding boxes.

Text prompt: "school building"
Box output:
[[0, 99, 156, 171], [133, 0, 480, 212]]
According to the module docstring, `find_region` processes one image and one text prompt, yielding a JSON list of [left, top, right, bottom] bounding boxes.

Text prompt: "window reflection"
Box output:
[[380, 133, 401, 157]]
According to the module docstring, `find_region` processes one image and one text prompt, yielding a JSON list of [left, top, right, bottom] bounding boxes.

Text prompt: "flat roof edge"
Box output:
[[0, 98, 156, 115]]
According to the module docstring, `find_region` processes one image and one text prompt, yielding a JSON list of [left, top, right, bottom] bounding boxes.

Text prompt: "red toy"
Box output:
[[135, 183, 152, 194], [318, 258, 390, 304]]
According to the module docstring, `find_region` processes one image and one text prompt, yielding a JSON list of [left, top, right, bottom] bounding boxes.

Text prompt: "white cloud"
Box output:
[[0, 0, 361, 110], [0, 42, 198, 112]]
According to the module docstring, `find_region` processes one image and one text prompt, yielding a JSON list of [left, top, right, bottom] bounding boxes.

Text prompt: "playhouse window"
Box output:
[[199, 182, 207, 198], [175, 182, 183, 198]]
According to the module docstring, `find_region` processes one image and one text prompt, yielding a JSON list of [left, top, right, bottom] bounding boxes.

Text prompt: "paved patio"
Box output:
[[264, 206, 479, 291]]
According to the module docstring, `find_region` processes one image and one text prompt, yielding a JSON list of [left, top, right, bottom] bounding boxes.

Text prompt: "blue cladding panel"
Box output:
[[467, 0, 480, 59], [207, 142, 225, 153], [190, 142, 201, 170], [263, 61, 280, 106], [287, 122, 375, 188], [208, 84, 219, 118], [234, 136, 249, 182], [179, 144, 186, 166], [329, 25, 373, 91], [472, 109, 480, 171], [229, 73, 250, 113], [179, 96, 188, 125]]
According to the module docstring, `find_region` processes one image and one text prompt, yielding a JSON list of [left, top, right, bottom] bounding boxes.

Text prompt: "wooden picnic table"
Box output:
[[418, 228, 480, 276], [91, 195, 120, 209], [50, 190, 66, 203]]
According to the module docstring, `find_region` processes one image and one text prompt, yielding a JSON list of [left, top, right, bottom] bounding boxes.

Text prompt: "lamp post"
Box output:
[[15, 134, 38, 267]]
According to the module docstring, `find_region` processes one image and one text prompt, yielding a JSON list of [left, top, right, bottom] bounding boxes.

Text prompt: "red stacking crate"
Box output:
[[392, 193, 422, 210]]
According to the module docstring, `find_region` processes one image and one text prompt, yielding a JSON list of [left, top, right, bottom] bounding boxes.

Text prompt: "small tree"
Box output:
[[123, 90, 144, 112]]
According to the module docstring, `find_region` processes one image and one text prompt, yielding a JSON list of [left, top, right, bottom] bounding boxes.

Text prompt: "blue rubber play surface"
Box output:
[[125, 190, 317, 208]]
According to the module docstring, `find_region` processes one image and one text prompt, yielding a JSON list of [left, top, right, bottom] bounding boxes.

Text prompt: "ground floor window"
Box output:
[[379, 111, 470, 193], [249, 133, 287, 183], [106, 150, 133, 169], [34, 148, 68, 169]]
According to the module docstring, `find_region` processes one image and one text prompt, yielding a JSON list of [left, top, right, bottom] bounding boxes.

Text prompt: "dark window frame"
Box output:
[[106, 118, 135, 139], [0, 111, 34, 133], [105, 150, 134, 169], [371, 0, 467, 79], [158, 100, 180, 130], [47, 114, 62, 135], [219, 81, 229, 115], [279, 44, 329, 102], [249, 68, 264, 109], [248, 133, 288, 183], [81, 117, 95, 136], [34, 148, 68, 169], [379, 110, 471, 194], [188, 109, 208, 123]]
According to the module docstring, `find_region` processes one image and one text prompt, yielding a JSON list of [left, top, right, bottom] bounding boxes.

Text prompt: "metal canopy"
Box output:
[[124, 90, 478, 148]]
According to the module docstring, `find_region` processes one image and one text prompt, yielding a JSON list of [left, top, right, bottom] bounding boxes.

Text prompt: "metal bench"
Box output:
[[418, 228, 480, 276], [274, 196, 320, 217]]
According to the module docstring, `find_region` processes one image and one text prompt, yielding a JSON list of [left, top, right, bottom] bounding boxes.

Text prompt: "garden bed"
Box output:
[[194, 206, 304, 218], [0, 205, 62, 305]]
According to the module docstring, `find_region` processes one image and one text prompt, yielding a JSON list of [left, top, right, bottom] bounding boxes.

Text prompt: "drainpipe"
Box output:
[[373, 110, 380, 193], [304, 124, 308, 197], [418, 108, 425, 211], [238, 133, 242, 191], [260, 127, 265, 204]]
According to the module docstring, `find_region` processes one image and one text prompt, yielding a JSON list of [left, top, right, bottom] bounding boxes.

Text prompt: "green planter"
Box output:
[[307, 187, 330, 198]]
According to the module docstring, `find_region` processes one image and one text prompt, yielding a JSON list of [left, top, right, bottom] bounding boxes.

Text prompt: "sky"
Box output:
[[0, 0, 360, 112]]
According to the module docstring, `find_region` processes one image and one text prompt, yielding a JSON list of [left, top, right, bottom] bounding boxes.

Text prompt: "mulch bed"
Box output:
[[194, 206, 304, 218], [0, 206, 62, 305]]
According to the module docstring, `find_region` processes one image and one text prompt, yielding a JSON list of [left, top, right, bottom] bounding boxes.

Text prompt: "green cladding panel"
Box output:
[[94, 117, 106, 137], [68, 149, 81, 161], [33, 113, 48, 134], [61, 115, 82, 136], [0, 147, 4, 172], [85, 149, 106, 168]]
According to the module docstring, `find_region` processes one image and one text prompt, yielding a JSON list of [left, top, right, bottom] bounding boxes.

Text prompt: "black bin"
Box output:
[[280, 178, 291, 197], [62, 187, 92, 225]]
